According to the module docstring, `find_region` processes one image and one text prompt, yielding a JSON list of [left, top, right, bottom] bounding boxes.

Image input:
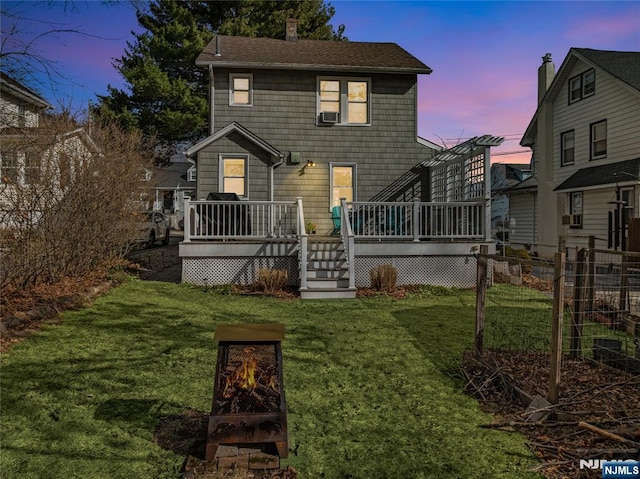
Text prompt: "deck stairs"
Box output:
[[299, 237, 356, 299]]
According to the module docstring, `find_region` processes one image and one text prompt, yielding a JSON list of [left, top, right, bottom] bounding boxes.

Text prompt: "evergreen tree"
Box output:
[[96, 0, 346, 160]]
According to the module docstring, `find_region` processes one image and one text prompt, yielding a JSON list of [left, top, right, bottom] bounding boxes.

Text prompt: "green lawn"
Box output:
[[1, 280, 542, 479]]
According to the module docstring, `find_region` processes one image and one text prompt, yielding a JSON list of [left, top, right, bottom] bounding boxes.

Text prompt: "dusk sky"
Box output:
[[3, 1, 639, 163]]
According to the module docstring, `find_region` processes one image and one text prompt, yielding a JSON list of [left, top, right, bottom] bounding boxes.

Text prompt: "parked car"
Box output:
[[140, 211, 170, 248]]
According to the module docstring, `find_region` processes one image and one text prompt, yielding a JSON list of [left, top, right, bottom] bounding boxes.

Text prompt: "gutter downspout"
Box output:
[[208, 64, 215, 135], [269, 154, 285, 234]]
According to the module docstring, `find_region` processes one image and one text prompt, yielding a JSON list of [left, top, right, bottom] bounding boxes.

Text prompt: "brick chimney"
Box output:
[[538, 53, 555, 104], [286, 18, 298, 41]]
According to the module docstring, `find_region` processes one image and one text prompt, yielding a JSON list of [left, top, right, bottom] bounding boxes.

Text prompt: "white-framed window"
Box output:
[[590, 120, 607, 160], [24, 150, 40, 185], [317, 77, 370, 125], [229, 73, 253, 106], [330, 163, 356, 209], [17, 104, 26, 127], [569, 191, 583, 229], [188, 166, 196, 182], [219, 155, 248, 197], [560, 130, 575, 166], [0, 151, 19, 184], [568, 68, 595, 104]]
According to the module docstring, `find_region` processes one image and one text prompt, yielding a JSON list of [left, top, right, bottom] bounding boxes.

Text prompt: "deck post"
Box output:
[[297, 197, 307, 290], [413, 198, 420, 242], [183, 197, 191, 243]]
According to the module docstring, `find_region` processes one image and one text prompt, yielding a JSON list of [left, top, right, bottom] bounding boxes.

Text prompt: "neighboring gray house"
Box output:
[[152, 157, 196, 228], [186, 20, 439, 233], [510, 48, 640, 257]]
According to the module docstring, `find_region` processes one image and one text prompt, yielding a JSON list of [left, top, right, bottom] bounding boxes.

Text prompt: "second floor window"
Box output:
[[590, 120, 607, 160], [229, 74, 253, 106], [569, 68, 595, 104], [561, 130, 575, 166], [318, 77, 370, 125]]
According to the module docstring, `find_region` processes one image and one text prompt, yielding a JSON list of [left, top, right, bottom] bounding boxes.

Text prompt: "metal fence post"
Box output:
[[548, 251, 566, 405], [475, 245, 489, 354]]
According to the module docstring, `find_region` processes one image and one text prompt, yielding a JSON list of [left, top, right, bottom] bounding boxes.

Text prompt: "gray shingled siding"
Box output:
[[195, 68, 435, 232]]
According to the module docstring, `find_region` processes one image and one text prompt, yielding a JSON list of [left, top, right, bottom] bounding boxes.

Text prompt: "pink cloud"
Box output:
[[565, 11, 640, 47]]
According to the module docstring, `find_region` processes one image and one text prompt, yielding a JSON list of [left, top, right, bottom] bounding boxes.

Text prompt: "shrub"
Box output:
[[370, 264, 397, 292], [255, 269, 288, 293], [505, 246, 532, 274]]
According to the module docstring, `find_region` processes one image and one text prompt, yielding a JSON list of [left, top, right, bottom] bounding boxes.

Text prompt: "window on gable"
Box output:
[[568, 68, 595, 104], [18, 104, 26, 127], [220, 155, 247, 197], [318, 77, 370, 125], [561, 130, 575, 166], [229, 73, 253, 106], [0, 151, 19, 184], [590, 120, 607, 160]]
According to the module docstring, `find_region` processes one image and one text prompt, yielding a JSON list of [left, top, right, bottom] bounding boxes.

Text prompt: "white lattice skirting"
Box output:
[[183, 257, 299, 286], [355, 255, 477, 288], [182, 255, 477, 288]]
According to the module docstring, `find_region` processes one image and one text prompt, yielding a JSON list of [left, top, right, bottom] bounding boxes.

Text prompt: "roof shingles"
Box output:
[[196, 35, 432, 74], [554, 158, 640, 191]]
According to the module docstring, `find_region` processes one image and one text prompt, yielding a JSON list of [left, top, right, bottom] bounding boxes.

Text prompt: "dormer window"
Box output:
[[229, 73, 253, 106], [317, 77, 370, 125], [568, 68, 595, 104]]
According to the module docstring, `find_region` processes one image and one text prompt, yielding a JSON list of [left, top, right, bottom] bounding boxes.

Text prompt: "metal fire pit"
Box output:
[[205, 323, 288, 461]]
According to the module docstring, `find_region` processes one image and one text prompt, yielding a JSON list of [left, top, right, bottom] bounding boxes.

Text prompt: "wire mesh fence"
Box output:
[[475, 245, 640, 403], [569, 248, 640, 372]]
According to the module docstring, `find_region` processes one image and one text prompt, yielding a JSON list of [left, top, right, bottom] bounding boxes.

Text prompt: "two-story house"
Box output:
[[0, 72, 53, 187], [509, 49, 640, 257], [186, 19, 438, 230], [181, 20, 502, 297], [1, 73, 97, 228]]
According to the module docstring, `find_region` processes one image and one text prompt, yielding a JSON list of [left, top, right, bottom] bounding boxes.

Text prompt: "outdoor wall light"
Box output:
[[306, 160, 315, 167]]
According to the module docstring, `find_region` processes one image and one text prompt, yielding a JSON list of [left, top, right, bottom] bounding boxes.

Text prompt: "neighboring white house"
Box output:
[[510, 48, 640, 257], [1, 73, 97, 226]]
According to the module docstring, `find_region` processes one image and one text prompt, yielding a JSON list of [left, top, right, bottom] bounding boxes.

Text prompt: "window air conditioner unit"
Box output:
[[562, 215, 571, 225], [320, 111, 339, 124]]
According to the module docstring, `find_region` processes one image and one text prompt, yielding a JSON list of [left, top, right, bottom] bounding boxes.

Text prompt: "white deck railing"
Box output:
[[346, 200, 485, 241], [183, 198, 485, 242], [183, 198, 298, 242]]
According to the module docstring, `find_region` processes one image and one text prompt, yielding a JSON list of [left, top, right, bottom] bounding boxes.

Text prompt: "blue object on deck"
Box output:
[[331, 206, 341, 235]]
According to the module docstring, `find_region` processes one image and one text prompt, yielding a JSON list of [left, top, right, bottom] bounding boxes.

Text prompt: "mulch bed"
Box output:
[[461, 350, 640, 478]]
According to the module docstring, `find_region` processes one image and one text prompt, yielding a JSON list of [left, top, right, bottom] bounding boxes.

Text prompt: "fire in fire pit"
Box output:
[[206, 323, 288, 461]]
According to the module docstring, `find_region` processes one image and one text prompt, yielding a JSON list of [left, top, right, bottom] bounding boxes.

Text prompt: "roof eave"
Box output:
[[196, 58, 432, 75]]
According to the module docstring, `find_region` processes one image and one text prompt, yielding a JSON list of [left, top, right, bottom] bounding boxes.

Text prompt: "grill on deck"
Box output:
[[205, 323, 288, 461]]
